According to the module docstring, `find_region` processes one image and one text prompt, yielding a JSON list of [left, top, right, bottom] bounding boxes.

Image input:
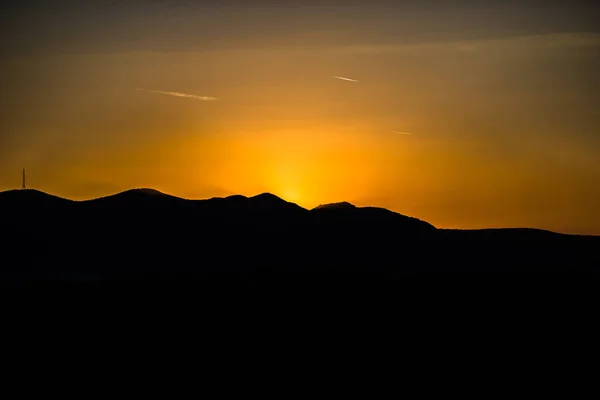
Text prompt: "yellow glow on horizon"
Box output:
[[201, 127, 404, 209], [2, 29, 600, 235]]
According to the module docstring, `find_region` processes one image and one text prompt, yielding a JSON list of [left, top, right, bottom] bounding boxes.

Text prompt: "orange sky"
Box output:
[[1, 1, 599, 235]]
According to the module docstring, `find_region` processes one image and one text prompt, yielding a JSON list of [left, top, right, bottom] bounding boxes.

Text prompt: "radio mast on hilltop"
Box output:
[[22, 168, 26, 190]]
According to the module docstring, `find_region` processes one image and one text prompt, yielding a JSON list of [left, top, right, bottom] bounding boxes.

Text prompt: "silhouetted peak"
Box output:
[[313, 201, 357, 211], [225, 194, 248, 201], [0, 189, 73, 210], [122, 188, 169, 196], [0, 189, 70, 201], [250, 193, 287, 204], [1, 189, 45, 197], [245, 192, 307, 212], [85, 188, 184, 204]]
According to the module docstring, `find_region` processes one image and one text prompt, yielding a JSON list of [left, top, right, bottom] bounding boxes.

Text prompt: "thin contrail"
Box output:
[[393, 131, 413, 135], [333, 76, 359, 82], [136, 88, 218, 101]]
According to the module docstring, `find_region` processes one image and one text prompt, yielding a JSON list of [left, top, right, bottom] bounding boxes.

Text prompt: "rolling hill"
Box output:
[[1, 188, 599, 285]]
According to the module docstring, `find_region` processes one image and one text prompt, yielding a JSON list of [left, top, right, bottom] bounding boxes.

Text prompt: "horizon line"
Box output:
[[1, 187, 596, 236]]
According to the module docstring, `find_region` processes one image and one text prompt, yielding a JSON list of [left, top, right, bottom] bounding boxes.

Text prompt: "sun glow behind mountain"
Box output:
[[1, 1, 599, 235]]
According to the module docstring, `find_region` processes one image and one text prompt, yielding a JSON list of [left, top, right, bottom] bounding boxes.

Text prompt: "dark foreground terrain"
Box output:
[[1, 188, 599, 289]]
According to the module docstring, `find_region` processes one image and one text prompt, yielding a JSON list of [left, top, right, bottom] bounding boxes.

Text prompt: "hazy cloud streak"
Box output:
[[136, 88, 218, 101], [393, 131, 413, 135], [333, 76, 359, 82]]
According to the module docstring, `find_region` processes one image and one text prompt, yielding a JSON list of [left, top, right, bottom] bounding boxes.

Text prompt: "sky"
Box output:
[[1, 0, 599, 234]]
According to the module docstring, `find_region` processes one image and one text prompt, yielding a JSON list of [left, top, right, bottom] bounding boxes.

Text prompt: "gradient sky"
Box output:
[[1, 0, 599, 234]]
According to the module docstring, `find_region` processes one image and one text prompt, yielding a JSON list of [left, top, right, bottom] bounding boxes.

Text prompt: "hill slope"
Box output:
[[1, 188, 599, 282]]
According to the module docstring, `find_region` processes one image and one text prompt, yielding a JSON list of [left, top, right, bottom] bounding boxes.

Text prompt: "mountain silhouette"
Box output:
[[1, 188, 599, 286], [313, 201, 356, 210], [0, 188, 73, 208], [214, 192, 307, 214], [92, 188, 174, 200], [312, 201, 436, 236], [85, 188, 185, 207]]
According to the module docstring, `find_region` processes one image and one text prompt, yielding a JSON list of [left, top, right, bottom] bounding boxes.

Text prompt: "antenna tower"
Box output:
[[22, 168, 26, 190]]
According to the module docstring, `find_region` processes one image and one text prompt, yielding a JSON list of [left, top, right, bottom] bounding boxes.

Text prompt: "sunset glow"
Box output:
[[1, 1, 599, 235]]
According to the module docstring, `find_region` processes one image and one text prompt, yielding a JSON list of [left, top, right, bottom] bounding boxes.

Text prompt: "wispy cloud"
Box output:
[[333, 76, 359, 83], [136, 88, 218, 101], [393, 131, 413, 135]]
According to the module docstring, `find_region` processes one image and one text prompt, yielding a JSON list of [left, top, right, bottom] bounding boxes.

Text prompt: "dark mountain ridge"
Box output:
[[0, 188, 74, 206], [313, 201, 356, 210], [1, 188, 599, 283]]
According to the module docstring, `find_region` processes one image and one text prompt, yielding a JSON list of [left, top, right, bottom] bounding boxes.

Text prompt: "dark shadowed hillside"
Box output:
[[1, 188, 599, 286], [0, 189, 74, 210]]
